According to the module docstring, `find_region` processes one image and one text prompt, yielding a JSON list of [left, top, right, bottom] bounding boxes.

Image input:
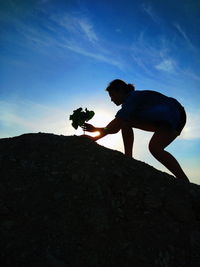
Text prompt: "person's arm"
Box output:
[[121, 125, 134, 158], [82, 119, 134, 157], [82, 124, 103, 133], [99, 119, 134, 157], [83, 118, 124, 141]]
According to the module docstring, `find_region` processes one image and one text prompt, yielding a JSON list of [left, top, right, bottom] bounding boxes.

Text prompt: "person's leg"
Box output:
[[121, 122, 134, 157], [149, 128, 189, 182], [122, 120, 157, 158]]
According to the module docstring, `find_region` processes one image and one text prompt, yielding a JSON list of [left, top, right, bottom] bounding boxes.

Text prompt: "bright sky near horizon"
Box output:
[[0, 0, 200, 184]]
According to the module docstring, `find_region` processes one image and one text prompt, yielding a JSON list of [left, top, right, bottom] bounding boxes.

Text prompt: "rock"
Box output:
[[0, 133, 199, 267]]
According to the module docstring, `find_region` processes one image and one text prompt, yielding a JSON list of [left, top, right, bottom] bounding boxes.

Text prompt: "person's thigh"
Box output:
[[131, 120, 157, 132], [149, 128, 179, 150]]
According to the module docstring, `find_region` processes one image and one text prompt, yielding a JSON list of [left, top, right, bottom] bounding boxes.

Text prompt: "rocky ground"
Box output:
[[0, 133, 200, 267]]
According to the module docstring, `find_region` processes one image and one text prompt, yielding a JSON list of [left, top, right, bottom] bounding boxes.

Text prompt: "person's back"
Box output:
[[123, 89, 181, 109]]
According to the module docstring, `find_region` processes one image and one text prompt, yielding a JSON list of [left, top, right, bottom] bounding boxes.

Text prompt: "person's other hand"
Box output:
[[82, 123, 96, 132]]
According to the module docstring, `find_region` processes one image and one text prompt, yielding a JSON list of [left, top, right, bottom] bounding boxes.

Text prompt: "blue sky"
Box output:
[[0, 0, 200, 184]]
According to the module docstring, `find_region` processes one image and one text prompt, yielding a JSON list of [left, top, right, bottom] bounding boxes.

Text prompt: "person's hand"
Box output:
[[82, 123, 96, 132]]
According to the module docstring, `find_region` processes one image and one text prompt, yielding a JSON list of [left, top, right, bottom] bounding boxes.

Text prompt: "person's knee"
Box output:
[[149, 142, 162, 157]]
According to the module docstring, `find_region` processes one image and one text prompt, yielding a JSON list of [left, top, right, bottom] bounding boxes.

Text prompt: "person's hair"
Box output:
[[105, 79, 135, 93]]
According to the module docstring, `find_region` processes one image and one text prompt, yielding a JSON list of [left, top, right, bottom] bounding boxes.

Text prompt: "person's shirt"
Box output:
[[115, 90, 182, 122]]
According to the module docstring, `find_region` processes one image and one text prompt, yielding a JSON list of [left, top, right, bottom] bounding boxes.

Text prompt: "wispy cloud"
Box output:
[[78, 18, 98, 43], [174, 23, 195, 50], [130, 33, 177, 75], [181, 69, 200, 82], [141, 3, 161, 24], [0, 99, 69, 138], [3, 9, 124, 71], [61, 38, 124, 69], [52, 13, 98, 43], [50, 13, 125, 68]]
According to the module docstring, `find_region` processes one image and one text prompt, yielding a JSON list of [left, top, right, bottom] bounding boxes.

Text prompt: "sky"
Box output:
[[0, 0, 200, 184]]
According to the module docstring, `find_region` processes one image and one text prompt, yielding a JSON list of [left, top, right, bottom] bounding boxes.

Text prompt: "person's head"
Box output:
[[105, 79, 135, 105]]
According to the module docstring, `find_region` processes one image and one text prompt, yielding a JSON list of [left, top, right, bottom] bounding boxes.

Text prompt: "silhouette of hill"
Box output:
[[0, 133, 200, 267]]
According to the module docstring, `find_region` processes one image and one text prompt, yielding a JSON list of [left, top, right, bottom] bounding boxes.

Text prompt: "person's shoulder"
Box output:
[[124, 90, 138, 102], [137, 89, 161, 94], [138, 90, 168, 98]]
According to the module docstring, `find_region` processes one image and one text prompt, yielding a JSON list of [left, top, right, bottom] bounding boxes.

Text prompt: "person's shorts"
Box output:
[[175, 105, 186, 134], [138, 103, 186, 135]]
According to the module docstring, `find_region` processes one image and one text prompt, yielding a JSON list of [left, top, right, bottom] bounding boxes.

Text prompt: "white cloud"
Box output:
[[155, 59, 176, 72], [181, 110, 200, 140]]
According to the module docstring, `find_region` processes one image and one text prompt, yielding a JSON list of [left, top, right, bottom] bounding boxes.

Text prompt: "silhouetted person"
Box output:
[[82, 79, 189, 182]]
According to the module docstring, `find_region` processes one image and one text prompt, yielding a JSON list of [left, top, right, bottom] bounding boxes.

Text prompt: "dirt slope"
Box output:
[[0, 133, 200, 267]]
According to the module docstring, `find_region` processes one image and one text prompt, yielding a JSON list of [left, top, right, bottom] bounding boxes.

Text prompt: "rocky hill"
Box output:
[[0, 133, 200, 267]]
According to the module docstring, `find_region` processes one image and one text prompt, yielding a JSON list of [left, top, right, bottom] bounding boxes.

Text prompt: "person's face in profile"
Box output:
[[108, 90, 125, 106]]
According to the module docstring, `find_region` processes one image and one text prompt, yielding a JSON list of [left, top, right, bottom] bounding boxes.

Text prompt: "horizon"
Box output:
[[0, 0, 200, 184]]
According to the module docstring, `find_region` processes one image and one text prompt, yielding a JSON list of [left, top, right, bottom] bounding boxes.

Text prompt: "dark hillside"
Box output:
[[0, 133, 200, 267]]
